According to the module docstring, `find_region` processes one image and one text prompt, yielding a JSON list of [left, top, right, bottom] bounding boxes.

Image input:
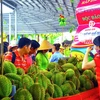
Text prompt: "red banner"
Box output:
[[72, 0, 100, 48]]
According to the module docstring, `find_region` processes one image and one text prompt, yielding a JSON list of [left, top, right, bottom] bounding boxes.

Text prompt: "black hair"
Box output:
[[31, 40, 40, 49], [93, 36, 100, 46], [53, 43, 60, 51], [36, 50, 43, 55], [49, 49, 52, 52], [18, 37, 31, 48], [0, 42, 9, 54]]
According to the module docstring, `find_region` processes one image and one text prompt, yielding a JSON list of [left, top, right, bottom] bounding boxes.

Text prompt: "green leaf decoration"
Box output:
[[70, 0, 74, 3], [57, 7, 63, 11]]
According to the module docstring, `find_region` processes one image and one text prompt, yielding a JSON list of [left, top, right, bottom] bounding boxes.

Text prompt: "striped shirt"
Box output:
[[4, 49, 31, 73]]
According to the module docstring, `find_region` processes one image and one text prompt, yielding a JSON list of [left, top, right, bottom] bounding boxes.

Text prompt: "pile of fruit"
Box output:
[[0, 56, 98, 100]]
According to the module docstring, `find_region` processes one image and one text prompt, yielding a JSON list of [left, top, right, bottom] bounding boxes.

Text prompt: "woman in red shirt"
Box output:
[[82, 36, 100, 97]]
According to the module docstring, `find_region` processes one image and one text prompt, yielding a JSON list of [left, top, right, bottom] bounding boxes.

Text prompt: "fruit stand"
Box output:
[[1, 0, 100, 100]]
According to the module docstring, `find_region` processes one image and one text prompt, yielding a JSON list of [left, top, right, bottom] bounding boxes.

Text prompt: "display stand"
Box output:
[[52, 87, 99, 100]]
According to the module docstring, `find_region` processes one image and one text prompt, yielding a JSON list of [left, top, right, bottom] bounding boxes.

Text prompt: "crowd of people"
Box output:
[[2, 37, 71, 73]]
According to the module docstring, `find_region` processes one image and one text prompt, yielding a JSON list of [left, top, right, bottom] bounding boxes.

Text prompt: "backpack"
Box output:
[[11, 52, 16, 63]]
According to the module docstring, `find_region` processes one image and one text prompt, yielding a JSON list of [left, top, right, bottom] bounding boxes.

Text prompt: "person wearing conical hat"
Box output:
[[35, 40, 53, 70]]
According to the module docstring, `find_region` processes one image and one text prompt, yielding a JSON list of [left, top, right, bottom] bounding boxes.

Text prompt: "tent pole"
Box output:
[[0, 0, 4, 75], [15, 9, 17, 39], [9, 13, 11, 42], [0, 0, 3, 55]]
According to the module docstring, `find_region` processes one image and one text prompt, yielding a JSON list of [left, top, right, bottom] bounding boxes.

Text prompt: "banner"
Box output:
[[72, 0, 100, 48]]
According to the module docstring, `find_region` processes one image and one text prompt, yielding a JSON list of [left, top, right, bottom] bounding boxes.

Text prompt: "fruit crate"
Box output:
[[52, 87, 99, 100]]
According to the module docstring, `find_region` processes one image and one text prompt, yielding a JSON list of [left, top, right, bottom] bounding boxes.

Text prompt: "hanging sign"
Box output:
[[72, 0, 100, 48]]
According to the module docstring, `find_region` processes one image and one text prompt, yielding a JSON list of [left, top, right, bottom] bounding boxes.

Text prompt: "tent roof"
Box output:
[[3, 0, 80, 34]]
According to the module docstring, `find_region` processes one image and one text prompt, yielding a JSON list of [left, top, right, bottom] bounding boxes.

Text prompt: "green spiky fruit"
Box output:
[[45, 93, 51, 100], [76, 61, 82, 71], [67, 56, 77, 65], [5, 73, 21, 82], [51, 72, 65, 86], [65, 81, 76, 91], [1, 97, 11, 100], [17, 68, 25, 75], [0, 75, 12, 98], [84, 79, 94, 90], [61, 82, 72, 96], [47, 62, 58, 71], [3, 61, 17, 74], [58, 58, 66, 66], [30, 80, 45, 100], [61, 63, 76, 72], [71, 76, 80, 89], [66, 69, 75, 79], [43, 71, 52, 80], [19, 74, 34, 90], [74, 90, 80, 94], [79, 75, 88, 87], [27, 64, 39, 74], [83, 70, 94, 80], [53, 84, 63, 98], [34, 73, 48, 90], [14, 88, 33, 100], [47, 84, 54, 97], [74, 68, 80, 78]]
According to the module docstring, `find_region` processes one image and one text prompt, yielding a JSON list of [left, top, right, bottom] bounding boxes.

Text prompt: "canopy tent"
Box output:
[[2, 0, 79, 34]]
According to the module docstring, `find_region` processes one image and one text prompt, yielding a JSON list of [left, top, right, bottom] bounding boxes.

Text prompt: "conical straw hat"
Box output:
[[38, 40, 53, 50]]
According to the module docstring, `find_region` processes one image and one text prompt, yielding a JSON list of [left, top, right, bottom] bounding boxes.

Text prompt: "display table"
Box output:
[[53, 87, 99, 100]]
